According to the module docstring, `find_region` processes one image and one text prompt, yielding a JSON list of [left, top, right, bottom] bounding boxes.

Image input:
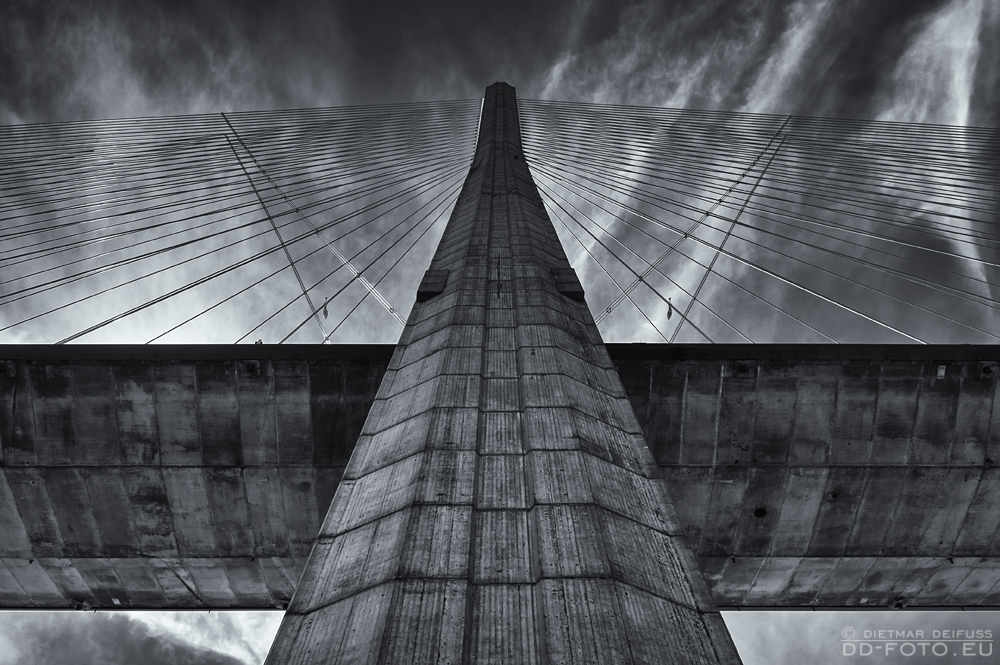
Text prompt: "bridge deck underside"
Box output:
[[1, 344, 998, 610]]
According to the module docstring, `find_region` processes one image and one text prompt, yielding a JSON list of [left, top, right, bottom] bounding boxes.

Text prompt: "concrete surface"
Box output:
[[0, 345, 389, 610], [2, 345, 999, 611], [614, 344, 1000, 611], [259, 81, 741, 664]]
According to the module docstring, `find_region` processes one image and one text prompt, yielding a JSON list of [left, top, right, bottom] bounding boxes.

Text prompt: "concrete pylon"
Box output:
[[264, 83, 743, 664]]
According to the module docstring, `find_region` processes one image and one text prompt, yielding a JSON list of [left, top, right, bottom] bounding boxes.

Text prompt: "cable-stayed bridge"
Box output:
[[2, 92, 996, 345], [1, 83, 999, 663]]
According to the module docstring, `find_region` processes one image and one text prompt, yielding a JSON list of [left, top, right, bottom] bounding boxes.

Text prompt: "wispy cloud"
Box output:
[[2, 1, 995, 125], [0, 611, 261, 665], [2, 0, 995, 344], [739, 0, 836, 114], [876, 0, 985, 126], [725, 611, 1000, 665], [130, 611, 283, 664]]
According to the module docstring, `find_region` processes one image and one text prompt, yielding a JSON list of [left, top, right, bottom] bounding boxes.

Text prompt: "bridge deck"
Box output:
[[1, 343, 997, 610]]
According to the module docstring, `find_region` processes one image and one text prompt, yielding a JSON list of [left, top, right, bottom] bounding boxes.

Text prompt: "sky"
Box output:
[[0, 610, 282, 665], [1, 0, 999, 663], [1, 0, 998, 127], [1, 0, 998, 345]]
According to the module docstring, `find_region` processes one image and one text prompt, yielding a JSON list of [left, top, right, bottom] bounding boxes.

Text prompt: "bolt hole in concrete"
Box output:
[[754, 507, 767, 518]]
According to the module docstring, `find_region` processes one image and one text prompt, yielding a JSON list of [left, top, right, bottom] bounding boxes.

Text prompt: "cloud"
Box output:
[[0, 0, 996, 346], [0, 611, 250, 665], [0, 0, 353, 124], [129, 611, 283, 664], [876, 0, 985, 126], [0, 5, 997, 664], [2, 1, 996, 124], [725, 611, 1000, 665], [739, 0, 836, 114]]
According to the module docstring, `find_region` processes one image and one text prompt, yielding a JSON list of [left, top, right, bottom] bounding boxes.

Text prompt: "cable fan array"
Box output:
[[0, 100, 481, 344], [519, 99, 1000, 344], [0, 97, 997, 344]]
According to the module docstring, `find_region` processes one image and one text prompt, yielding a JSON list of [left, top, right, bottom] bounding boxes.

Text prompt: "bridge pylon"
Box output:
[[264, 82, 743, 664]]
